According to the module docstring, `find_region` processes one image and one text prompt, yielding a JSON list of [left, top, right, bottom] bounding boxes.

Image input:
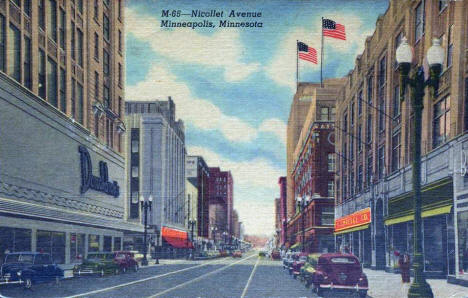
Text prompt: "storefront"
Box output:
[[334, 208, 372, 267], [161, 227, 193, 258], [455, 191, 468, 284], [385, 178, 455, 277]]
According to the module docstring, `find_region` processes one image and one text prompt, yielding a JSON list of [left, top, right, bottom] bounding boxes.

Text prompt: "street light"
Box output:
[[296, 196, 311, 252], [188, 219, 196, 259], [140, 194, 153, 266], [396, 36, 444, 298]]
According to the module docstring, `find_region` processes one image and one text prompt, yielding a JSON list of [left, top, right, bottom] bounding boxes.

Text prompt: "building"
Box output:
[[208, 167, 233, 245], [186, 155, 210, 249], [333, 0, 467, 283], [274, 198, 281, 247], [278, 177, 287, 246], [125, 99, 189, 258], [0, 0, 141, 265], [286, 80, 344, 253], [185, 178, 198, 248]]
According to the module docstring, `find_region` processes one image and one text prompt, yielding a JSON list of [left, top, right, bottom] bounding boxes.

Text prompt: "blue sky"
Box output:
[[125, 0, 389, 235]]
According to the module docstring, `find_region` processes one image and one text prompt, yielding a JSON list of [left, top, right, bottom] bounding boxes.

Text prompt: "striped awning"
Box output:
[[384, 205, 452, 226]]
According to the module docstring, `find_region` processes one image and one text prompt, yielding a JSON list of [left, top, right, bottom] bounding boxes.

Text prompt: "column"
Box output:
[[65, 232, 71, 264], [31, 228, 37, 252], [99, 234, 104, 252], [84, 234, 89, 258]]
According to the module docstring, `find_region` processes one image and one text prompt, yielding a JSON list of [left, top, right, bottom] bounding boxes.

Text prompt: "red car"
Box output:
[[114, 251, 139, 273], [232, 250, 242, 258], [291, 253, 308, 278], [311, 253, 368, 298], [271, 250, 281, 260]]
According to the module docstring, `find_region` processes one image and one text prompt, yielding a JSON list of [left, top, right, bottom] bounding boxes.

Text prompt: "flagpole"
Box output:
[[321, 17, 324, 88], [296, 40, 299, 90]]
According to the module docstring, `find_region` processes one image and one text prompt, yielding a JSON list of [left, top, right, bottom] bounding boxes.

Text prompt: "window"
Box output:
[[77, 83, 83, 124], [60, 68, 66, 113], [393, 85, 401, 119], [328, 181, 335, 197], [103, 85, 110, 107], [0, 15, 4, 72], [366, 155, 372, 187], [94, 33, 99, 60], [366, 114, 372, 143], [379, 56, 386, 87], [330, 107, 336, 121], [358, 124, 362, 152], [391, 130, 401, 172], [439, 0, 448, 12], [77, 29, 83, 66], [39, 50, 46, 99], [327, 153, 335, 172], [433, 96, 451, 148], [321, 206, 334, 225], [131, 166, 139, 178], [88, 235, 100, 253], [378, 146, 385, 179], [39, 0, 45, 30], [351, 102, 355, 126], [71, 78, 76, 119], [47, 0, 57, 41], [47, 57, 58, 108], [7, 24, 21, 82], [131, 140, 139, 153], [415, 1, 424, 42], [118, 30, 122, 52], [118, 97, 122, 117], [350, 171, 354, 196], [358, 91, 363, 116], [106, 119, 113, 147], [23, 36, 32, 90], [379, 90, 385, 132], [94, 112, 99, 137], [77, 0, 83, 14], [94, 0, 99, 18], [394, 32, 403, 68], [357, 165, 363, 192], [447, 25, 453, 68], [103, 0, 111, 7], [94, 72, 99, 99], [24, 0, 31, 16], [367, 74, 373, 105], [59, 9, 65, 50], [118, 63, 122, 86], [103, 14, 110, 41], [321, 107, 329, 121], [103, 236, 111, 252], [71, 22, 75, 60], [103, 49, 110, 75], [118, 0, 122, 19]]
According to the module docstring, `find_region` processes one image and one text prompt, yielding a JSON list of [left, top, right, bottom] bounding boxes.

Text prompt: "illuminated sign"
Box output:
[[334, 207, 371, 232]]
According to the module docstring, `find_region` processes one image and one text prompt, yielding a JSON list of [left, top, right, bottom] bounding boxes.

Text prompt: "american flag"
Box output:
[[297, 41, 317, 64], [322, 18, 346, 40]]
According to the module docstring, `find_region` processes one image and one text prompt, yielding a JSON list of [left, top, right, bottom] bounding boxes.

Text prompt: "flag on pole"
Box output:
[[322, 18, 346, 40], [297, 41, 317, 64]]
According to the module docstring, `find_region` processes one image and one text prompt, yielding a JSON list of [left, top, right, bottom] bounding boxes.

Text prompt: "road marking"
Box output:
[[240, 256, 260, 298], [147, 254, 257, 298], [64, 257, 227, 298]]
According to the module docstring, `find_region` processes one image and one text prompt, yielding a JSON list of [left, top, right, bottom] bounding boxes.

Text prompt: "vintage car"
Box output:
[[287, 253, 300, 275], [258, 250, 266, 257], [299, 253, 320, 287], [129, 250, 144, 264], [0, 252, 64, 289], [271, 250, 281, 260], [291, 253, 308, 278], [219, 251, 229, 257], [310, 253, 368, 297], [232, 250, 242, 258], [114, 251, 139, 273], [73, 252, 121, 277], [282, 252, 292, 269]]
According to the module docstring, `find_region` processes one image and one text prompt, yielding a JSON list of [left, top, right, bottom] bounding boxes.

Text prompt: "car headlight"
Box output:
[[17, 271, 22, 277]]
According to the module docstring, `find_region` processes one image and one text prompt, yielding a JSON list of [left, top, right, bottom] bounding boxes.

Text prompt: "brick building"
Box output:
[[333, 0, 468, 283], [208, 167, 233, 244], [278, 177, 288, 246]]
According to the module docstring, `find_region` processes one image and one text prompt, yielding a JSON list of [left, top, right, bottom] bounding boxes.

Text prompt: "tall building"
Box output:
[[185, 178, 198, 247], [208, 167, 233, 242], [286, 80, 344, 253], [278, 177, 288, 246], [0, 0, 138, 265], [125, 99, 189, 257], [334, 0, 467, 283], [185, 156, 210, 240]]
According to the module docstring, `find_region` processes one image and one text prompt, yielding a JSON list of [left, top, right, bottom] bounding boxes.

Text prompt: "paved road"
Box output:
[[0, 251, 320, 298]]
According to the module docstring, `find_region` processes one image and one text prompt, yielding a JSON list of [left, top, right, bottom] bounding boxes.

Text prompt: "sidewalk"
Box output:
[[365, 269, 468, 298]]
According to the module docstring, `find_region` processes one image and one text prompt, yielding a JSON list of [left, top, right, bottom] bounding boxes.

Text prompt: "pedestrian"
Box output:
[[398, 252, 411, 283]]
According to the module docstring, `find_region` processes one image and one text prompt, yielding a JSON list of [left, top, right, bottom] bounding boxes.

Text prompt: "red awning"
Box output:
[[162, 227, 194, 249]]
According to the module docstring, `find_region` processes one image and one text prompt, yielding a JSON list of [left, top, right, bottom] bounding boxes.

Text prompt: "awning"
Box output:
[[162, 227, 194, 249], [334, 224, 370, 235], [385, 205, 452, 226], [290, 243, 301, 250]]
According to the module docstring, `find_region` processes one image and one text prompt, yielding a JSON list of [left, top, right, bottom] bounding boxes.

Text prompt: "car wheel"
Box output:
[[100, 269, 105, 277], [23, 277, 32, 289], [134, 264, 139, 272]]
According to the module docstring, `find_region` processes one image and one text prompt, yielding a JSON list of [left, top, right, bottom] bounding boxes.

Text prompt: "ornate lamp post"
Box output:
[[188, 219, 196, 258], [140, 194, 153, 266], [396, 36, 444, 298], [155, 228, 160, 264], [296, 196, 311, 252]]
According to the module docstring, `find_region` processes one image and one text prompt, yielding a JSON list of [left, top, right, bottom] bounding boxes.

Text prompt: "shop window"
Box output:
[[423, 215, 445, 272], [88, 234, 100, 253], [458, 211, 468, 278], [70, 233, 85, 263], [37, 230, 65, 264], [0, 228, 31, 264], [433, 96, 451, 148], [103, 236, 112, 252], [114, 237, 122, 251]]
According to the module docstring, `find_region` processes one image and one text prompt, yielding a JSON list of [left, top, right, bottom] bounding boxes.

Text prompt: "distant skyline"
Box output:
[[124, 0, 389, 235]]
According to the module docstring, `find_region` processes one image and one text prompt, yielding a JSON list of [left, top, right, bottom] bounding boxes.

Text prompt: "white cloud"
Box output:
[[125, 8, 260, 82], [188, 146, 282, 235], [259, 118, 287, 144]]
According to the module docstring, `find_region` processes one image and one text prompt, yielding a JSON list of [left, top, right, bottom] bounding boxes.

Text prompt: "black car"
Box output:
[[0, 252, 64, 289]]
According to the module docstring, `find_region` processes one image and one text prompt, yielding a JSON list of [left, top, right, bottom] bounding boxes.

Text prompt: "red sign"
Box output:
[[334, 208, 371, 232]]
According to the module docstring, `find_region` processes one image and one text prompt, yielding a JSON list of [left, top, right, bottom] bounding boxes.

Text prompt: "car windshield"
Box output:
[[330, 257, 357, 264], [5, 254, 33, 263], [115, 254, 126, 260]]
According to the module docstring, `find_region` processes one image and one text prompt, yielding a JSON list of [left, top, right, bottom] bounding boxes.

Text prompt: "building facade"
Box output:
[[208, 167, 233, 245], [185, 178, 198, 249], [286, 80, 344, 253], [278, 176, 287, 246], [125, 99, 189, 257], [0, 0, 139, 265], [334, 0, 467, 282]]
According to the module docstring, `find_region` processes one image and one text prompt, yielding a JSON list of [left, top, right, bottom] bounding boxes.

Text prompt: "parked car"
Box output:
[[73, 252, 121, 277], [114, 251, 139, 273], [0, 252, 64, 289], [282, 252, 292, 269], [128, 251, 144, 264], [299, 253, 320, 287], [310, 253, 368, 297], [219, 251, 229, 257], [271, 250, 281, 260], [287, 253, 300, 275], [258, 251, 266, 257], [291, 253, 308, 279], [232, 250, 242, 258]]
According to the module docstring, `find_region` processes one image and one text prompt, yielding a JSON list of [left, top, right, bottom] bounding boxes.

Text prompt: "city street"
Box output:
[[1, 251, 467, 298]]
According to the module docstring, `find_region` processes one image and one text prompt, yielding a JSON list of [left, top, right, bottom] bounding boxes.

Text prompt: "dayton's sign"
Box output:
[[79, 145, 120, 197], [334, 207, 371, 232]]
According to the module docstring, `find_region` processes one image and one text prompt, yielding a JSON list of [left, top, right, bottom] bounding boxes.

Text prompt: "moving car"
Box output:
[[291, 253, 308, 279], [0, 252, 64, 289], [310, 253, 368, 297], [114, 251, 139, 273], [73, 252, 121, 277], [232, 250, 242, 258], [299, 253, 320, 287]]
